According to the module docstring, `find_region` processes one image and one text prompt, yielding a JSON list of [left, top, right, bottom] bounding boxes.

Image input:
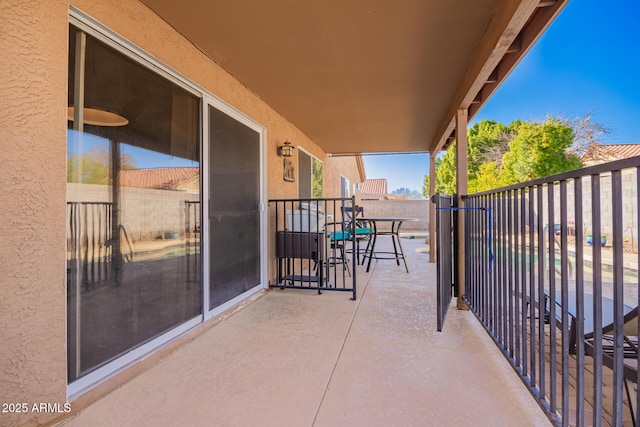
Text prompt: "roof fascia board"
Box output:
[[429, 0, 564, 154]]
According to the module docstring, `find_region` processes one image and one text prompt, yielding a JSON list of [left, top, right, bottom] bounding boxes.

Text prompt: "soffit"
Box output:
[[140, 0, 560, 155]]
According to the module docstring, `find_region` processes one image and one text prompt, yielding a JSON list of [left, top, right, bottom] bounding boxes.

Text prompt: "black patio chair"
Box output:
[[341, 206, 372, 265]]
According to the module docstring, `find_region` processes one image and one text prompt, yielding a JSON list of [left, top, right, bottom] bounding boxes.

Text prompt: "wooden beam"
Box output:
[[429, 153, 436, 263], [486, 68, 499, 83], [468, 1, 568, 126], [429, 0, 568, 154], [507, 34, 522, 53], [455, 108, 469, 309]]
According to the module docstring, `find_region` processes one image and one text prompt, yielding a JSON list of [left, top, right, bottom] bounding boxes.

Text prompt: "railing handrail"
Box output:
[[269, 197, 357, 300], [269, 197, 352, 203]]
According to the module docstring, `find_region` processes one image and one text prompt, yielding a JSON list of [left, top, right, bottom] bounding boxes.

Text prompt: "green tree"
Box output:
[[430, 117, 585, 195], [312, 158, 323, 198], [467, 120, 511, 182], [501, 118, 582, 183], [428, 120, 512, 195], [422, 175, 430, 198], [67, 146, 136, 184], [469, 161, 510, 193], [435, 146, 457, 195], [422, 156, 442, 197]]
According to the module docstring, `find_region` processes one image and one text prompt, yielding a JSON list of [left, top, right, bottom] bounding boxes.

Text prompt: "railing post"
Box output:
[[351, 196, 357, 301], [455, 108, 469, 310], [429, 153, 437, 263]]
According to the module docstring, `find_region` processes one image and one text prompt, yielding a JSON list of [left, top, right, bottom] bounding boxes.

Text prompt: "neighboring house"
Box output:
[[360, 178, 388, 200], [581, 143, 640, 167]]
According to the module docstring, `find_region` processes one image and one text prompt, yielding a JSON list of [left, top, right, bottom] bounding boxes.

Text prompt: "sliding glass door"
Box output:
[[67, 25, 202, 384], [208, 105, 262, 309], [67, 17, 266, 394]]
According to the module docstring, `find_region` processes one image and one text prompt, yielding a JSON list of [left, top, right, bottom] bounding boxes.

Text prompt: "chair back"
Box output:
[[341, 206, 364, 227]]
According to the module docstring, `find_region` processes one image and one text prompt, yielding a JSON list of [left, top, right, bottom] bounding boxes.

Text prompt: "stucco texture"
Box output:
[[0, 1, 69, 426], [1, 0, 362, 425]]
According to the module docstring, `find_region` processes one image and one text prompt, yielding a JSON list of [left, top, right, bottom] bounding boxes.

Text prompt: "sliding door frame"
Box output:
[[68, 7, 267, 398], [202, 95, 268, 319]]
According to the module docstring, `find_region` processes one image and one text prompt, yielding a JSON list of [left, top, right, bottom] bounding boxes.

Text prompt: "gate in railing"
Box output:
[[462, 156, 640, 427], [269, 197, 357, 300], [434, 193, 456, 331]]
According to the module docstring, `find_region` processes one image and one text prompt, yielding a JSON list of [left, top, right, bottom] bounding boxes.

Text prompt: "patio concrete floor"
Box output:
[[60, 238, 551, 427]]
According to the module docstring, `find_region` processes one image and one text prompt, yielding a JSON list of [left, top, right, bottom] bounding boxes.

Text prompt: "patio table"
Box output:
[[360, 217, 418, 273]]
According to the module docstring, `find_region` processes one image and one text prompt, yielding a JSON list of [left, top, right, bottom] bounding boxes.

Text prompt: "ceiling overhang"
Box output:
[[141, 0, 567, 155]]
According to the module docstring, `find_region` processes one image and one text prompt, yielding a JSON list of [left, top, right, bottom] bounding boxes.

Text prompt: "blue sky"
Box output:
[[364, 0, 640, 193]]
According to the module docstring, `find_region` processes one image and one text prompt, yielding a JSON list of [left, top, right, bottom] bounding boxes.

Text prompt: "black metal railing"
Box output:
[[461, 155, 640, 426], [435, 193, 456, 332], [269, 197, 357, 300]]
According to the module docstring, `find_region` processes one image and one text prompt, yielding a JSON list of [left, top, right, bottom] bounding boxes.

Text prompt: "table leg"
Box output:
[[391, 224, 401, 266], [395, 221, 409, 273], [366, 222, 377, 272]]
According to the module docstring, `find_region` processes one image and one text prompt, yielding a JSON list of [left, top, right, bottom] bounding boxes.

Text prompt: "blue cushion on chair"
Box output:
[[329, 230, 351, 241], [354, 227, 371, 235]]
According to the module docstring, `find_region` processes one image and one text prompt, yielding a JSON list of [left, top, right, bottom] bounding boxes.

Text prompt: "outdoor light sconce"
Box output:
[[278, 141, 295, 157]]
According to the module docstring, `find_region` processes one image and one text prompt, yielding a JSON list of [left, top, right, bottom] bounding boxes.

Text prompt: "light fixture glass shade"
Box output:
[[278, 141, 294, 157], [68, 106, 129, 127]]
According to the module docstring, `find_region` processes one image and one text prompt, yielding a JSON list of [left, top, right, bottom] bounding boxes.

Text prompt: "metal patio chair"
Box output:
[[341, 206, 372, 265]]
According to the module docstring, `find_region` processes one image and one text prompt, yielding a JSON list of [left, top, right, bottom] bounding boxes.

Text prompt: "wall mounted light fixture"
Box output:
[[278, 141, 295, 157]]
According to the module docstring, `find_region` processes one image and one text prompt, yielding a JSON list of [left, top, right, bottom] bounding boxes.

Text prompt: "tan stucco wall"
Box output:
[[0, 1, 69, 426], [324, 156, 363, 199], [1, 1, 361, 425]]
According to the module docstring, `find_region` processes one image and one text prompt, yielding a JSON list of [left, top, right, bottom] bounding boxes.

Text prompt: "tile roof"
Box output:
[[581, 143, 640, 166], [119, 167, 199, 191], [360, 178, 388, 195]]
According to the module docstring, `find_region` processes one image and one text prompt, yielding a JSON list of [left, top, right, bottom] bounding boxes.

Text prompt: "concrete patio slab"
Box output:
[[59, 239, 550, 427]]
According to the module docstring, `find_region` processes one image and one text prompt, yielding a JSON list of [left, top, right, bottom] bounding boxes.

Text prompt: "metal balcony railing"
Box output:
[[269, 198, 357, 300], [461, 156, 640, 427]]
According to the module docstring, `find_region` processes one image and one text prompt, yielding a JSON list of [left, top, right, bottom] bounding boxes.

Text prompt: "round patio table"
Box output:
[[360, 217, 418, 273]]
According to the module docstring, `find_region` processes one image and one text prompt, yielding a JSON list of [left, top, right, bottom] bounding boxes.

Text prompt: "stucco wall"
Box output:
[[1, 1, 362, 425], [324, 155, 363, 199], [0, 1, 69, 426]]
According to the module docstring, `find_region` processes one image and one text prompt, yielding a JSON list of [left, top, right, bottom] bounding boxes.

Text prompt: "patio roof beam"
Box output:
[[429, 154, 436, 264], [468, 0, 566, 119], [455, 108, 469, 309], [430, 0, 567, 154], [506, 35, 522, 53]]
